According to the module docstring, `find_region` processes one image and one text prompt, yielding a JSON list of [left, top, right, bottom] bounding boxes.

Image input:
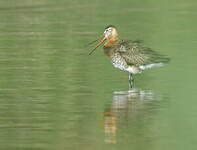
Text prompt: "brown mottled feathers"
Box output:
[[114, 40, 170, 66]]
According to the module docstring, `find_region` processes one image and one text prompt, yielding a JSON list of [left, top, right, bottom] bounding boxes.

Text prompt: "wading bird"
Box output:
[[89, 25, 169, 88]]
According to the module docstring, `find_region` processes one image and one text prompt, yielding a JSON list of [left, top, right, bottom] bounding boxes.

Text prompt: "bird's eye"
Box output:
[[104, 28, 112, 35], [104, 29, 108, 34]]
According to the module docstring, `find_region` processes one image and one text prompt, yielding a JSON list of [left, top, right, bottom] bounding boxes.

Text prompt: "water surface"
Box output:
[[0, 0, 197, 150]]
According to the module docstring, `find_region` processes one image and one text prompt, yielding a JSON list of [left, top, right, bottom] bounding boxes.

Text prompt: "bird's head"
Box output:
[[103, 25, 119, 42], [88, 25, 119, 55]]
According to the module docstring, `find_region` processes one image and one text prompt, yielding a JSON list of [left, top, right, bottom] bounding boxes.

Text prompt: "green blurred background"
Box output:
[[0, 0, 197, 150]]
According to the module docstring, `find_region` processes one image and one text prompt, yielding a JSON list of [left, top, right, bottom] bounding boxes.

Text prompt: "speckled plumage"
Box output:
[[103, 40, 169, 74]]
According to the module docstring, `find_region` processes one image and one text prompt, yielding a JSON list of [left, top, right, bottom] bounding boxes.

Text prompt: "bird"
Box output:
[[88, 25, 170, 88]]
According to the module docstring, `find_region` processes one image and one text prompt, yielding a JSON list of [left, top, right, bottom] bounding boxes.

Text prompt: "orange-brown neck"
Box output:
[[104, 36, 119, 47]]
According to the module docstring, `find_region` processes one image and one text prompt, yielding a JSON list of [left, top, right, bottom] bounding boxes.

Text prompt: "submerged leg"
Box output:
[[128, 73, 134, 89]]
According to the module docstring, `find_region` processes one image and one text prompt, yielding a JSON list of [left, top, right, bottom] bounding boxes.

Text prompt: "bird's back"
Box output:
[[113, 40, 170, 67]]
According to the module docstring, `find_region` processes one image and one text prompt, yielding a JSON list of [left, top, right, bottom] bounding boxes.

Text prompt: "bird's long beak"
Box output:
[[88, 36, 106, 55]]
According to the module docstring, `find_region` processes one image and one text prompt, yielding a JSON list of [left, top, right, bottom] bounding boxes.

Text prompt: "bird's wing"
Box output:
[[116, 40, 169, 66]]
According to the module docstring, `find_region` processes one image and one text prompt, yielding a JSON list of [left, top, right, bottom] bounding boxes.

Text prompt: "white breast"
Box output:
[[110, 54, 128, 72]]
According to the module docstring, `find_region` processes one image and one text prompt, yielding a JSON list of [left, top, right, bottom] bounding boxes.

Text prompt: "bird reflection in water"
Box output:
[[104, 108, 117, 143], [103, 89, 162, 144]]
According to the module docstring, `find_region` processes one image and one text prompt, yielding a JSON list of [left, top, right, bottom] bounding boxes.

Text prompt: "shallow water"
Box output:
[[0, 0, 197, 150]]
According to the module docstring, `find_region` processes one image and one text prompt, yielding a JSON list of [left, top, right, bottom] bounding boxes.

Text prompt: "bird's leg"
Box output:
[[128, 73, 134, 89]]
